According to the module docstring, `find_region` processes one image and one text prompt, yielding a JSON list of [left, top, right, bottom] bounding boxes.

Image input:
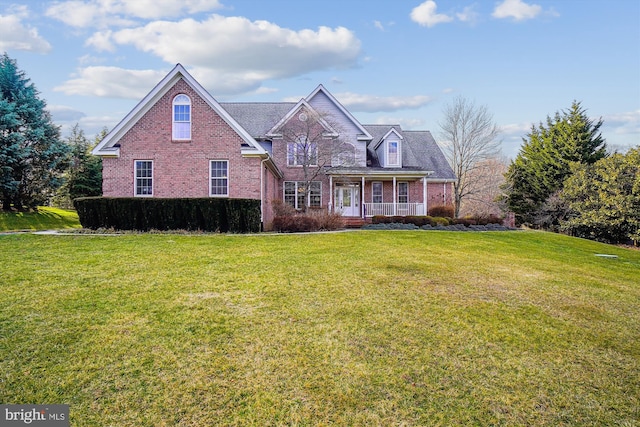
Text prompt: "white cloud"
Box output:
[[0, 6, 52, 53], [410, 1, 453, 28], [602, 110, 640, 136], [492, 0, 542, 21], [54, 66, 167, 98], [98, 15, 360, 94], [335, 92, 433, 112], [48, 105, 87, 122], [85, 30, 116, 52], [456, 5, 479, 24], [45, 0, 223, 28], [374, 20, 385, 31]]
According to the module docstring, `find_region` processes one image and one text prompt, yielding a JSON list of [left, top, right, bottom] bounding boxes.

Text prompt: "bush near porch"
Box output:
[[272, 200, 345, 232]]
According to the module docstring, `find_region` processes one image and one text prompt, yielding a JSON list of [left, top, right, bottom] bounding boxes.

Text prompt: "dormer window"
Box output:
[[387, 140, 399, 166], [172, 94, 191, 140]]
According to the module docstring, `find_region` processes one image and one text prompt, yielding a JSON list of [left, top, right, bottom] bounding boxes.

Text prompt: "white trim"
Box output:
[[93, 64, 267, 157], [372, 181, 383, 204], [172, 94, 191, 141], [134, 160, 153, 197], [209, 160, 229, 197], [373, 127, 403, 150], [386, 140, 401, 167], [266, 100, 338, 138], [305, 84, 373, 140]]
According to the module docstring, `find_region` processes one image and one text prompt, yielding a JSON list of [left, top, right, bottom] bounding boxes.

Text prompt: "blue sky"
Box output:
[[1, 0, 638, 158]]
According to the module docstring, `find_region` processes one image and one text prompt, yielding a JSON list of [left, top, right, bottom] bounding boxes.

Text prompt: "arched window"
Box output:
[[172, 94, 191, 140]]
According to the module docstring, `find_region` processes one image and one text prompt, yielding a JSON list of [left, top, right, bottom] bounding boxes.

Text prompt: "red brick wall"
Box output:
[[102, 79, 261, 200]]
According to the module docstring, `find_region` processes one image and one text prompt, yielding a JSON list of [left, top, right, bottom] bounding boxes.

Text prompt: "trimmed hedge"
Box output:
[[73, 197, 261, 233]]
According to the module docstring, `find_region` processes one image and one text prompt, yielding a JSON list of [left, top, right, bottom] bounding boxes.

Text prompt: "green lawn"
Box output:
[[0, 231, 638, 426], [0, 207, 81, 231]]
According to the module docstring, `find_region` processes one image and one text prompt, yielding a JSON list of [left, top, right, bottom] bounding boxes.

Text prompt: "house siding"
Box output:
[[307, 91, 367, 167], [102, 79, 262, 199]]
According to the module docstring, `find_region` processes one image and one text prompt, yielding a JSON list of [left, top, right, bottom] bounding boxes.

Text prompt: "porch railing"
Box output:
[[364, 203, 425, 217]]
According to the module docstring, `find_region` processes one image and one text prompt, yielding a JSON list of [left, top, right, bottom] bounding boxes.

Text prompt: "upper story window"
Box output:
[[172, 94, 191, 140], [287, 137, 318, 166], [387, 141, 399, 166]]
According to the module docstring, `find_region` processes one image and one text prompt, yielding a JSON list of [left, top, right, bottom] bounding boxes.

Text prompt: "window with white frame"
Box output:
[[172, 94, 191, 140], [287, 137, 318, 166], [372, 182, 383, 203], [387, 141, 399, 166], [210, 160, 228, 196], [135, 160, 153, 196], [284, 181, 321, 209], [398, 182, 408, 203]]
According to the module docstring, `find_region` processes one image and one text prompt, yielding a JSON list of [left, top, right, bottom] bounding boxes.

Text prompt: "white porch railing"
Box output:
[[364, 203, 425, 217]]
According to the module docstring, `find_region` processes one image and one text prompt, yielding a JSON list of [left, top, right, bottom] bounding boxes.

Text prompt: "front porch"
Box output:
[[327, 169, 434, 218], [364, 202, 425, 217]]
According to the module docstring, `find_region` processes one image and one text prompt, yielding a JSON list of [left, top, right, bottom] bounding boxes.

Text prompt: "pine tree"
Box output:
[[502, 101, 607, 225], [0, 53, 70, 210]]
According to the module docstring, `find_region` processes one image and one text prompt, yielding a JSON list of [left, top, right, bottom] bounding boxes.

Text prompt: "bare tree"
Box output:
[[275, 107, 353, 210], [438, 96, 501, 217], [458, 155, 509, 218]]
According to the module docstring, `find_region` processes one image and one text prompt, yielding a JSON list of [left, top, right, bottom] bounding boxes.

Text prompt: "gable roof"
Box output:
[[305, 84, 373, 141], [92, 64, 268, 157], [264, 98, 339, 137], [363, 125, 455, 180]]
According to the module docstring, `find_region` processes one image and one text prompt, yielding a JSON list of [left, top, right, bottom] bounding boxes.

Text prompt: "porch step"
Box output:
[[342, 217, 370, 229]]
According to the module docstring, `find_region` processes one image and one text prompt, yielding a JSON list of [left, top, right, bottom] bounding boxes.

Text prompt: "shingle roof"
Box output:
[[220, 103, 455, 181], [363, 125, 456, 180], [219, 102, 295, 138]]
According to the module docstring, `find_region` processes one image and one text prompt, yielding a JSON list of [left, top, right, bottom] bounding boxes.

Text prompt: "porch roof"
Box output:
[[326, 167, 432, 179]]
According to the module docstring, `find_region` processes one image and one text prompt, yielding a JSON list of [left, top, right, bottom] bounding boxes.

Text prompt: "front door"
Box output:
[[335, 186, 359, 216]]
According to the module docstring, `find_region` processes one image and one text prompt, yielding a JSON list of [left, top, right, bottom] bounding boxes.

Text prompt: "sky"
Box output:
[[1, 0, 639, 158]]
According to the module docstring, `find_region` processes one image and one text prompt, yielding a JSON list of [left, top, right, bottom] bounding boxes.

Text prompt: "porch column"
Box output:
[[393, 176, 397, 216], [423, 177, 427, 216], [329, 175, 333, 212], [361, 176, 365, 218]]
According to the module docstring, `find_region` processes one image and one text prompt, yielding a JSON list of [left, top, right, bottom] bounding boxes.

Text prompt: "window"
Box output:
[[398, 182, 408, 203], [135, 160, 153, 196], [284, 181, 321, 209], [210, 160, 228, 196], [287, 138, 318, 166], [387, 141, 399, 166], [372, 182, 383, 203], [173, 94, 191, 140]]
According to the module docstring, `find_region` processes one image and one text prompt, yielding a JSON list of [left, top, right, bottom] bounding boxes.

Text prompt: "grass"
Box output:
[[0, 207, 81, 231], [0, 230, 639, 426]]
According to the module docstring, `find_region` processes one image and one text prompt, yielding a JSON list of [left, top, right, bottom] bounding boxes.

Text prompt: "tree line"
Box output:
[[2, 52, 638, 244], [0, 53, 102, 211], [440, 96, 638, 245]]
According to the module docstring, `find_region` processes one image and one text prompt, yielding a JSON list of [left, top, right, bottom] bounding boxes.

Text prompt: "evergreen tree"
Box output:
[[502, 101, 607, 225], [0, 53, 70, 210], [561, 147, 640, 244], [67, 125, 103, 200]]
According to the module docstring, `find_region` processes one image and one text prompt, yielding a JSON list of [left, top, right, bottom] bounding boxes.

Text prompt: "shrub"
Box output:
[[431, 216, 451, 226], [74, 197, 261, 233], [307, 209, 345, 231], [272, 208, 344, 233], [272, 199, 296, 217], [428, 205, 454, 218]]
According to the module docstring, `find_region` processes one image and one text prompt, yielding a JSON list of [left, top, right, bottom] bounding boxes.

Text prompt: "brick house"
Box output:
[[93, 64, 455, 230]]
